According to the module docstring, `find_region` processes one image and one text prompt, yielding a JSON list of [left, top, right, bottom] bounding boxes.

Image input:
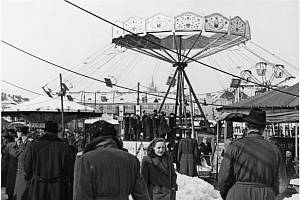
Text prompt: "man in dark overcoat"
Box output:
[[158, 112, 170, 139], [152, 110, 159, 138], [23, 121, 74, 200], [73, 120, 150, 200], [13, 127, 33, 200], [177, 131, 198, 177], [1, 129, 16, 188], [218, 108, 288, 200], [4, 133, 19, 200], [144, 114, 153, 141]]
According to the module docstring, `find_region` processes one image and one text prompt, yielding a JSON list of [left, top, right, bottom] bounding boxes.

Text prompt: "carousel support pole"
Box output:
[[59, 73, 65, 136], [158, 67, 179, 113], [182, 70, 210, 127], [174, 69, 181, 120], [181, 69, 188, 127], [189, 87, 195, 138], [178, 70, 183, 127]]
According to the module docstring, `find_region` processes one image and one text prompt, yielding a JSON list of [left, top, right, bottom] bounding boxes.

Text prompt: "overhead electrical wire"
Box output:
[[2, 80, 43, 96], [249, 40, 298, 70], [62, 0, 298, 98], [71, 49, 118, 87], [2, 79, 82, 106], [3, 41, 225, 107]]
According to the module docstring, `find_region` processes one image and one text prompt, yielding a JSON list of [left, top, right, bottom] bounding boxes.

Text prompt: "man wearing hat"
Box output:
[[23, 121, 74, 200], [73, 120, 149, 200], [13, 126, 33, 200], [218, 108, 288, 200]]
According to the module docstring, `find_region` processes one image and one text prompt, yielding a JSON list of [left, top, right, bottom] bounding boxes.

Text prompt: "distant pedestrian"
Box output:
[[141, 138, 177, 200], [199, 137, 212, 166], [167, 137, 180, 171], [177, 131, 198, 177], [218, 108, 288, 200], [73, 120, 149, 200], [23, 121, 74, 200], [152, 110, 159, 138], [285, 151, 296, 183], [3, 132, 19, 200], [13, 127, 33, 200], [158, 112, 169, 139], [1, 129, 16, 188]]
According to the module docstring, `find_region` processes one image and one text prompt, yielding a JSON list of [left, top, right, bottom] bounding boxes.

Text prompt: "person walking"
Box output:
[[177, 131, 198, 177], [13, 127, 33, 200], [152, 110, 159, 138], [218, 108, 288, 200], [158, 112, 170, 139], [1, 129, 16, 188], [3, 132, 19, 200], [73, 120, 149, 200], [23, 121, 74, 200], [141, 138, 177, 200]]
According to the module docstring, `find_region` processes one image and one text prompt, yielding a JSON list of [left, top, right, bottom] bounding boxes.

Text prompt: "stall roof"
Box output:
[[218, 83, 299, 109], [217, 83, 299, 123]]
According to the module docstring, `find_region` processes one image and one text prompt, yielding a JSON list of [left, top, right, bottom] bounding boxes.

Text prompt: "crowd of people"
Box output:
[[123, 110, 175, 141], [0, 108, 298, 200]]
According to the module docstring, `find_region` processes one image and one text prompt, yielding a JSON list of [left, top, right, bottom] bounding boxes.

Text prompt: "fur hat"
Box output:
[[89, 120, 117, 139], [43, 121, 59, 133], [17, 126, 29, 135], [243, 108, 268, 126]]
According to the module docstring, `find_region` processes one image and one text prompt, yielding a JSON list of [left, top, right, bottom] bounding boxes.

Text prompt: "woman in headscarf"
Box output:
[[141, 138, 177, 200]]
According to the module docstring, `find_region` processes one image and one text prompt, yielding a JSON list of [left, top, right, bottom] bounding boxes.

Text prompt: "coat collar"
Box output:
[[38, 133, 62, 142], [246, 131, 264, 139], [151, 155, 170, 176], [83, 135, 121, 154]]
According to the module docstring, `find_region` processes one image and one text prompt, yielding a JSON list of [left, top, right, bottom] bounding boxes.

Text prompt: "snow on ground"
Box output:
[[284, 193, 299, 200], [176, 173, 222, 200], [130, 173, 221, 200]]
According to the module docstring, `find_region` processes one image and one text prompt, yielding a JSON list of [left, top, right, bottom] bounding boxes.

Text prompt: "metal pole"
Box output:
[[296, 124, 298, 158], [59, 73, 65, 136], [94, 92, 97, 108], [189, 87, 195, 138], [216, 121, 220, 180], [83, 91, 86, 106], [137, 82, 140, 105], [158, 68, 179, 113]]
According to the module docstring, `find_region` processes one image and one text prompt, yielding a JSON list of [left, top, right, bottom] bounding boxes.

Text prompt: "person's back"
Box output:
[[177, 133, 198, 177], [219, 134, 286, 197], [24, 122, 73, 200], [75, 145, 146, 200], [218, 108, 287, 200], [73, 120, 149, 200]]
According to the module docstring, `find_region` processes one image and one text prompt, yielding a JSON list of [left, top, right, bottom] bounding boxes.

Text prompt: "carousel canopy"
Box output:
[[112, 12, 250, 63]]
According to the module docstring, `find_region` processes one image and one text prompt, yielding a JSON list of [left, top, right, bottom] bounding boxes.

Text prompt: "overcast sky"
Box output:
[[1, 0, 299, 99]]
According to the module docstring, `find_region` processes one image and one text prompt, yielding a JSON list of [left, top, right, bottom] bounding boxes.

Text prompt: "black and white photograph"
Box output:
[[1, 0, 299, 199]]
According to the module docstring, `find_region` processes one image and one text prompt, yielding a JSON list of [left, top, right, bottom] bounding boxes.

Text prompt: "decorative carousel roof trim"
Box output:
[[146, 13, 174, 33], [112, 12, 250, 38]]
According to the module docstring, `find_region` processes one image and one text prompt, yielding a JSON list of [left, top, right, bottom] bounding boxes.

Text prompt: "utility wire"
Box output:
[[2, 80, 43, 96], [249, 40, 298, 70], [63, 0, 298, 98], [3, 40, 225, 106], [2, 79, 83, 106]]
